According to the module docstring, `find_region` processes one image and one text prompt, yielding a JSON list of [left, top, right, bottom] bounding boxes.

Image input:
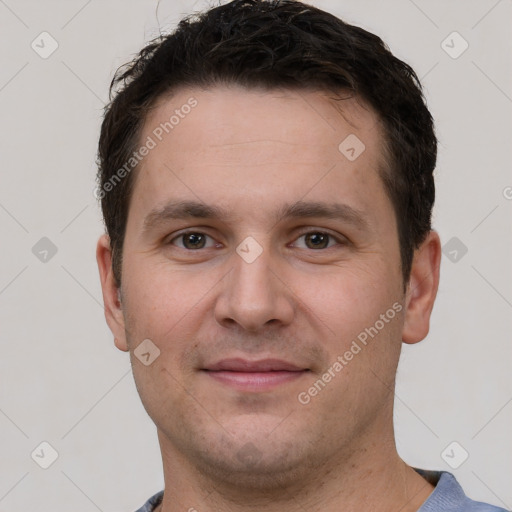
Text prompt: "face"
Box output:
[[97, 85, 438, 488]]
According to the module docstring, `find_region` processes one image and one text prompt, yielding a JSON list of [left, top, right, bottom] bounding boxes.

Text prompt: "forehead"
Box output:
[[129, 85, 391, 227], [145, 85, 382, 154]]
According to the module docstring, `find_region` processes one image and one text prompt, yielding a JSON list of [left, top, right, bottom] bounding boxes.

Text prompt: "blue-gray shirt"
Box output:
[[134, 469, 509, 511]]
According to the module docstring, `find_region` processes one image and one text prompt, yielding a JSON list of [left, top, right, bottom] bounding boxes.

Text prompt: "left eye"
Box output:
[[292, 232, 341, 250]]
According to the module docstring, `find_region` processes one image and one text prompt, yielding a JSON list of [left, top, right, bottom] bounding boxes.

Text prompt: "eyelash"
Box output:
[[167, 229, 347, 251]]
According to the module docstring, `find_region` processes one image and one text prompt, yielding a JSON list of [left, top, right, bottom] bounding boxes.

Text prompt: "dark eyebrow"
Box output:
[[275, 200, 369, 231], [142, 199, 370, 235], [142, 200, 230, 235]]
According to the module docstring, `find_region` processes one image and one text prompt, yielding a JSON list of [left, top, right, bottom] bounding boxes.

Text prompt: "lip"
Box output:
[[204, 358, 306, 372], [202, 358, 309, 392]]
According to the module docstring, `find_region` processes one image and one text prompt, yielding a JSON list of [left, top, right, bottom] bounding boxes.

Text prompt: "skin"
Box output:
[[97, 85, 441, 512]]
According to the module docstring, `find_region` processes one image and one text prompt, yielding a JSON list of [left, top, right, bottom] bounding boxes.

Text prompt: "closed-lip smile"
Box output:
[[202, 358, 309, 391]]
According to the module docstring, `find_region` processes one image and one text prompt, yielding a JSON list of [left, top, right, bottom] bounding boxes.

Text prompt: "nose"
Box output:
[[214, 243, 295, 333]]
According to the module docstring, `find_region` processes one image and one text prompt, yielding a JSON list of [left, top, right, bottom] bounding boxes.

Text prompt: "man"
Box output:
[[95, 1, 507, 511]]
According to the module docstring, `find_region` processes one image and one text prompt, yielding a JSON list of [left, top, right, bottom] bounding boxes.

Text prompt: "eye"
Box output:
[[292, 231, 345, 250], [169, 231, 218, 250], [167, 230, 346, 251]]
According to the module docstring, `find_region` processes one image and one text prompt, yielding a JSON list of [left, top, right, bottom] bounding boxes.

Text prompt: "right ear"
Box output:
[[96, 234, 129, 351]]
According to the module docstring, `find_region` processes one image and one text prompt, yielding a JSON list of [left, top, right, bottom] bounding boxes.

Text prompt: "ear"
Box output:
[[96, 234, 129, 351], [402, 230, 441, 345]]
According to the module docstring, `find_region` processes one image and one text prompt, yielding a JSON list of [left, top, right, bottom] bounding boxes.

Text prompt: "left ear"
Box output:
[[402, 230, 441, 345]]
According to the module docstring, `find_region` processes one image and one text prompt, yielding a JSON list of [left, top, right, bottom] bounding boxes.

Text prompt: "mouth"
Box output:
[[201, 358, 310, 392]]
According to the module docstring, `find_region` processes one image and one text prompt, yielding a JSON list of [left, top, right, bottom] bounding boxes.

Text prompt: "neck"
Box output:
[[155, 426, 434, 512]]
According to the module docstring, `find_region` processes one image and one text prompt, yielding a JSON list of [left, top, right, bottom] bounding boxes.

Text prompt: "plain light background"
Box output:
[[0, 0, 511, 510]]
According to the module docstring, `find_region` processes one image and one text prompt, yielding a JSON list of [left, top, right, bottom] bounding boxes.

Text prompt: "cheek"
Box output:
[[121, 255, 216, 338], [296, 262, 399, 333], [296, 264, 404, 391]]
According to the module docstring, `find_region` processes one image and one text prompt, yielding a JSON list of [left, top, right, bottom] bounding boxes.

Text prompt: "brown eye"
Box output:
[[304, 232, 329, 249], [294, 231, 342, 250], [170, 232, 216, 250]]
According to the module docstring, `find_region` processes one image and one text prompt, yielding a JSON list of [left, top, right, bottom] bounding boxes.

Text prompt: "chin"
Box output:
[[194, 440, 311, 491], [181, 417, 320, 491]]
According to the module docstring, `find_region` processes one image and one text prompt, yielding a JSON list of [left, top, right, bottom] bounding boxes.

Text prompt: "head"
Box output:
[[97, 0, 437, 292], [96, 0, 440, 491]]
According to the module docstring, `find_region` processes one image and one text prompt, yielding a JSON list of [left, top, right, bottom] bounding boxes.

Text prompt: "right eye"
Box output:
[[168, 231, 220, 250]]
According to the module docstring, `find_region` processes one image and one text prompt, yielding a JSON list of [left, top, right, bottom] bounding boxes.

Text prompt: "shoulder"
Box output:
[[133, 490, 164, 512], [415, 469, 509, 512]]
